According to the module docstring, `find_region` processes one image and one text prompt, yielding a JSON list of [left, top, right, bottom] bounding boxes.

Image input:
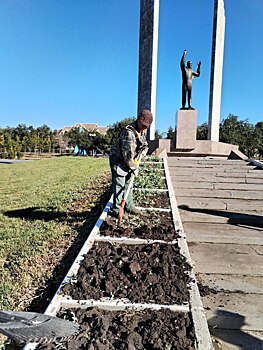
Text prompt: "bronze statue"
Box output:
[[180, 50, 201, 109]]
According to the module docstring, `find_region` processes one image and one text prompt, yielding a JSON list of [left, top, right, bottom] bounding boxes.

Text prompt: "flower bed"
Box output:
[[99, 214, 178, 241], [63, 242, 192, 304], [24, 157, 212, 350], [134, 190, 170, 208]]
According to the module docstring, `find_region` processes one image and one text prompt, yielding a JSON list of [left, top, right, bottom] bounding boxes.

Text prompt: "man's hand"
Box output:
[[198, 61, 201, 67]]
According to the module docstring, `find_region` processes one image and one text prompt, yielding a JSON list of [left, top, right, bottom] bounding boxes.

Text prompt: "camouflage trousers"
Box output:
[[109, 154, 134, 215]]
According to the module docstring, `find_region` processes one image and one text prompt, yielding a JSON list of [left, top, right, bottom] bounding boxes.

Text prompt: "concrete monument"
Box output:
[[137, 0, 159, 140], [208, 0, 225, 141], [176, 50, 201, 150]]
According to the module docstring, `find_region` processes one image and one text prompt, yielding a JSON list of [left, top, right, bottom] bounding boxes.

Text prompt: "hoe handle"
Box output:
[[118, 150, 144, 224]]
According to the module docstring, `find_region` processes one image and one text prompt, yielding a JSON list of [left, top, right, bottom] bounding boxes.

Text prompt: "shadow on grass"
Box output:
[[3, 187, 113, 349], [3, 187, 112, 314], [4, 207, 68, 222], [178, 205, 263, 229]]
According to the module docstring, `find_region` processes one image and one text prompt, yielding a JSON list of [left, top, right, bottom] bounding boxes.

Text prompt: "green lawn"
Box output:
[[0, 156, 110, 310]]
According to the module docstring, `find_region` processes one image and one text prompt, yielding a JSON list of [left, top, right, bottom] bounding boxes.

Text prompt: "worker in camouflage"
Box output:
[[109, 110, 153, 217]]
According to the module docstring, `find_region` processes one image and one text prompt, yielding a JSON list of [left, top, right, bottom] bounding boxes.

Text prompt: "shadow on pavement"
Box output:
[[209, 310, 263, 350], [178, 205, 263, 229]]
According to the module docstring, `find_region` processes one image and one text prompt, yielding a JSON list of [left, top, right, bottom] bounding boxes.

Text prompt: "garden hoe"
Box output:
[[118, 148, 146, 225], [0, 310, 80, 345]]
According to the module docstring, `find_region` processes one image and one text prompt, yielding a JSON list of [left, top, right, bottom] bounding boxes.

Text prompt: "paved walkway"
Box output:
[[168, 157, 263, 350]]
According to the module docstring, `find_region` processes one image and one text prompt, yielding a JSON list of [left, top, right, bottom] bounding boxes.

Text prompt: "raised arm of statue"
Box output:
[[180, 50, 186, 70], [193, 61, 201, 77]]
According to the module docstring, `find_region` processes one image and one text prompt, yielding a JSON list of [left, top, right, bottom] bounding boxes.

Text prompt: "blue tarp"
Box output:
[[73, 145, 79, 155], [74, 145, 90, 156]]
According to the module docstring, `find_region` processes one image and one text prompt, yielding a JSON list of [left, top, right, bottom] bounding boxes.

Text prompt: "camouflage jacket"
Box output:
[[110, 121, 147, 170]]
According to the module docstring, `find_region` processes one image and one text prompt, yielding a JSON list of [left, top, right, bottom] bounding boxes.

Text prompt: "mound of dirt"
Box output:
[[100, 221, 179, 242], [37, 307, 196, 350], [63, 242, 192, 305]]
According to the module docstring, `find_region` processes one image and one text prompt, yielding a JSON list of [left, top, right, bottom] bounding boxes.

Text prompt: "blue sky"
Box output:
[[0, 0, 262, 134]]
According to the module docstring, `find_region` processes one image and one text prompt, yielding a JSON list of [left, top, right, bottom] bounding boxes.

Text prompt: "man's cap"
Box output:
[[138, 109, 153, 127]]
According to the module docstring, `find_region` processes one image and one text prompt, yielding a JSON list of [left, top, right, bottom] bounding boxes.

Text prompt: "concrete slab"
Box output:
[[251, 245, 263, 255], [189, 242, 263, 275], [178, 198, 228, 210], [173, 181, 263, 191], [170, 168, 249, 175], [174, 188, 263, 199], [171, 175, 248, 183], [175, 188, 232, 198], [249, 172, 263, 180], [177, 197, 263, 212], [179, 210, 263, 227], [184, 222, 263, 245], [203, 292, 263, 330], [214, 183, 263, 191], [173, 181, 215, 189], [246, 177, 263, 184], [197, 273, 263, 294], [167, 159, 248, 166]]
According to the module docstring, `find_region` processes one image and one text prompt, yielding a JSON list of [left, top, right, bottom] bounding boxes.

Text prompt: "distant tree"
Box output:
[[219, 114, 256, 157], [106, 117, 135, 146], [155, 129, 166, 140], [66, 127, 92, 150], [0, 129, 4, 152], [197, 122, 208, 140], [255, 122, 263, 159], [166, 126, 175, 139]]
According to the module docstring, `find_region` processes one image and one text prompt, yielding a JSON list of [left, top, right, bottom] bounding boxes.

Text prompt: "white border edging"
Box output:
[[44, 195, 113, 316], [60, 298, 189, 313]]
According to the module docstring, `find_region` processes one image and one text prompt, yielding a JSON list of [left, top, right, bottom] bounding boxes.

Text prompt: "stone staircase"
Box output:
[[168, 157, 263, 350]]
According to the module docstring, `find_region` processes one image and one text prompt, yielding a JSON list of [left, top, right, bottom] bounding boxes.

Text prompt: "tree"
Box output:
[[255, 122, 263, 159], [106, 117, 135, 145], [197, 122, 208, 140], [166, 126, 175, 139], [219, 114, 256, 157]]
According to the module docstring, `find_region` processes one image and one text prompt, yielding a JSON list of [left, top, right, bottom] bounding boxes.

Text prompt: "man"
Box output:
[[180, 49, 201, 109], [109, 109, 153, 217]]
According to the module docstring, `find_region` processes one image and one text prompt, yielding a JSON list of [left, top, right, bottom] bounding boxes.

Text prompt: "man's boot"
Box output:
[[126, 206, 141, 215]]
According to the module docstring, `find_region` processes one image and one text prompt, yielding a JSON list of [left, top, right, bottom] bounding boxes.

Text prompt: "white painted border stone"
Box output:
[[60, 298, 189, 313]]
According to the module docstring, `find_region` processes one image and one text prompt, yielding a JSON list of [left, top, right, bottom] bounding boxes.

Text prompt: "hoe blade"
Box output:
[[0, 311, 80, 344]]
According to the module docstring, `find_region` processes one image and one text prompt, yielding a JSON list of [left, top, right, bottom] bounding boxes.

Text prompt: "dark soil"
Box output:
[[103, 209, 178, 240], [37, 307, 196, 350], [134, 191, 170, 208], [24, 160, 197, 350], [197, 282, 219, 297], [63, 242, 192, 305], [100, 218, 179, 241]]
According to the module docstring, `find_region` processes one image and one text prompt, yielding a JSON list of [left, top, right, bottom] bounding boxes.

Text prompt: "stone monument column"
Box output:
[[208, 0, 225, 141], [137, 0, 159, 140]]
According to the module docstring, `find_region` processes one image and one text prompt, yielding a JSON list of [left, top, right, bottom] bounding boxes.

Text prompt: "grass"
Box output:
[[0, 156, 110, 310]]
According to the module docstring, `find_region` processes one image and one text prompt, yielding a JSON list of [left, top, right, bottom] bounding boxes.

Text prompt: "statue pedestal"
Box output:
[[176, 109, 197, 150]]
